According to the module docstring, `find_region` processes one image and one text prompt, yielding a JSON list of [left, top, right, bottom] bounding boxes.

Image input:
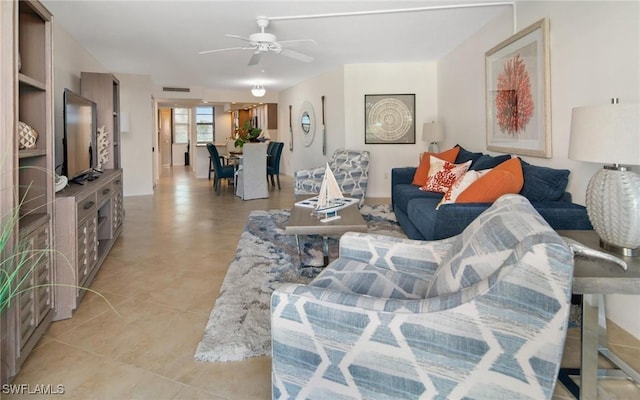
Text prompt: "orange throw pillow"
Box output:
[[411, 147, 460, 186], [455, 157, 524, 203]]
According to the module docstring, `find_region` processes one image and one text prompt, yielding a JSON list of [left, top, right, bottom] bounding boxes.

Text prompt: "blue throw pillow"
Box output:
[[470, 154, 511, 170], [519, 159, 570, 202], [454, 145, 483, 167]]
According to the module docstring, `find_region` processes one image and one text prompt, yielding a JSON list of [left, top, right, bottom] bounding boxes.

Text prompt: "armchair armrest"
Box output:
[[338, 232, 456, 279]]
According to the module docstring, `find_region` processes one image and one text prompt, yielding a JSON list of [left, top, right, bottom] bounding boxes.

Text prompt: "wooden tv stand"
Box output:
[[54, 169, 124, 320]]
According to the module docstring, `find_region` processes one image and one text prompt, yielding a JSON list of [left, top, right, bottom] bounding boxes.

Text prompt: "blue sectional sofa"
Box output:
[[391, 146, 593, 240]]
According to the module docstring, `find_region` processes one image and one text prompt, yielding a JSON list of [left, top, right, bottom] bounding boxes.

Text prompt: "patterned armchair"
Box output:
[[271, 194, 574, 400], [294, 149, 370, 207]]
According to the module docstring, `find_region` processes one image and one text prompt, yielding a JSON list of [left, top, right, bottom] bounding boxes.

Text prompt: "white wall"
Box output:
[[439, 1, 640, 338], [215, 108, 232, 144], [344, 62, 438, 197], [278, 67, 346, 177], [53, 25, 154, 197], [278, 63, 438, 198], [52, 23, 106, 171], [118, 73, 154, 197]]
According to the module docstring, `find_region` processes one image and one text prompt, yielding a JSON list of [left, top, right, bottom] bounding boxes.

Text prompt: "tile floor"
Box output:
[[7, 167, 640, 399]]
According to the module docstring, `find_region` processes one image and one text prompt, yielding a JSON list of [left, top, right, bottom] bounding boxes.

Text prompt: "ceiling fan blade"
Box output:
[[278, 39, 318, 48], [248, 52, 264, 66], [199, 46, 254, 55], [225, 34, 252, 42], [279, 48, 314, 63]]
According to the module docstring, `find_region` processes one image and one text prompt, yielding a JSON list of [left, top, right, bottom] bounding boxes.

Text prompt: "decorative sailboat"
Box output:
[[295, 163, 358, 222]]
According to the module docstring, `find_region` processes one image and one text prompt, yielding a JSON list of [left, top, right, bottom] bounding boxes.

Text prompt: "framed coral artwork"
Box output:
[[485, 18, 551, 158]]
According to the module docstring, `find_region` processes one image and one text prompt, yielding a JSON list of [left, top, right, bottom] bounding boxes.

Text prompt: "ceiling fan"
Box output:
[[199, 17, 317, 66]]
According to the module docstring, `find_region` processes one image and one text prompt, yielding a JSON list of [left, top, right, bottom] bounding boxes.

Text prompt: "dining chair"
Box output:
[[266, 141, 284, 190], [206, 143, 235, 195]]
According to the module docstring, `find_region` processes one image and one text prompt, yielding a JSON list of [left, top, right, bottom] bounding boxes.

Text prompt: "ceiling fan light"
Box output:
[[251, 83, 266, 97]]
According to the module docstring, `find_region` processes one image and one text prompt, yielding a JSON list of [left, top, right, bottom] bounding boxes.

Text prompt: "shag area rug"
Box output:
[[194, 204, 403, 362], [194, 204, 581, 363]]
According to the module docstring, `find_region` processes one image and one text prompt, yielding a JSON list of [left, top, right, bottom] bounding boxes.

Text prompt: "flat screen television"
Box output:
[[63, 89, 96, 182]]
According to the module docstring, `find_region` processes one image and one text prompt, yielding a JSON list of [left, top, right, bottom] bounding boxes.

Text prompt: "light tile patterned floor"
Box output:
[[6, 167, 639, 399]]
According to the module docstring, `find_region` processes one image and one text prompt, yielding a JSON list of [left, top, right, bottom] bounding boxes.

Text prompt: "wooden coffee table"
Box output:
[[286, 199, 368, 267]]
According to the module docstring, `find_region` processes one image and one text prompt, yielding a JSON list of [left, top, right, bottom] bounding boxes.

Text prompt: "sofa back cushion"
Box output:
[[426, 194, 553, 298], [454, 144, 483, 167], [470, 153, 511, 170], [519, 160, 570, 201]]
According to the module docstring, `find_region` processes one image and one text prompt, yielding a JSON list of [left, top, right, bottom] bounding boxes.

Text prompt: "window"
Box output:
[[196, 106, 214, 143], [174, 108, 189, 144]]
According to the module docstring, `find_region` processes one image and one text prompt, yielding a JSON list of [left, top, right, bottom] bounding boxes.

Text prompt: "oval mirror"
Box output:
[[301, 112, 311, 133], [300, 101, 315, 147]]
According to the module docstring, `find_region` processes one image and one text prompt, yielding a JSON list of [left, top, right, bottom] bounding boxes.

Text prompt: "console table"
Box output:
[[558, 230, 640, 400], [54, 169, 124, 320]]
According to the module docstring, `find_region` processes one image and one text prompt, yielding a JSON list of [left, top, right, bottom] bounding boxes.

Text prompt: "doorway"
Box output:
[[158, 108, 172, 166]]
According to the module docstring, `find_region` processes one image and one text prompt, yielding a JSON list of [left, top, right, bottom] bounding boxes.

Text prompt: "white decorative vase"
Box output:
[[586, 167, 640, 255], [17, 121, 39, 150]]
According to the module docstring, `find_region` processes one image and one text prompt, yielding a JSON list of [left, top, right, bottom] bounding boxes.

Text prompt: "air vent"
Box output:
[[162, 87, 190, 93]]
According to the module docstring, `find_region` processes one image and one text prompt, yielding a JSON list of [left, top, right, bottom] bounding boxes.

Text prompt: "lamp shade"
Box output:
[[251, 83, 265, 97], [422, 122, 445, 143], [569, 103, 640, 165], [120, 111, 130, 133]]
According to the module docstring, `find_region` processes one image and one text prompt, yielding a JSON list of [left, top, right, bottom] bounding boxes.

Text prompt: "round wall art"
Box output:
[[364, 94, 415, 144]]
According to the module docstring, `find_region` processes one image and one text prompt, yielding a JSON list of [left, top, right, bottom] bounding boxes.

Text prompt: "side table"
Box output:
[[558, 230, 640, 400]]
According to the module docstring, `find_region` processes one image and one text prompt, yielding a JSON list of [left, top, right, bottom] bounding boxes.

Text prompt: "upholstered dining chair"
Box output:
[[266, 141, 284, 190], [271, 194, 574, 400], [294, 149, 369, 207], [206, 143, 235, 195]]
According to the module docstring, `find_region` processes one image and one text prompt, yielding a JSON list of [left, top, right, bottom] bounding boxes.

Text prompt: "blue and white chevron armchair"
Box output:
[[294, 149, 369, 207], [271, 194, 574, 400]]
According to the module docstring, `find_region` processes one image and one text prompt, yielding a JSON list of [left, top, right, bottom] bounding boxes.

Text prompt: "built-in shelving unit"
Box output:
[[1, 0, 55, 384], [81, 72, 121, 169]]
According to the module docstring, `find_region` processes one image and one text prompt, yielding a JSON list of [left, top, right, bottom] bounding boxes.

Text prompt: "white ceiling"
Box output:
[[42, 1, 511, 99]]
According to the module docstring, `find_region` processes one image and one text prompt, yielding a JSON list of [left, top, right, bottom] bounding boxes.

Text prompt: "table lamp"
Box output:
[[568, 99, 640, 256], [422, 122, 445, 153]]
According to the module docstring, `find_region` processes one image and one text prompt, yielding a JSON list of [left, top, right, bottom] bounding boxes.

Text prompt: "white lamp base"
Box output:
[[428, 142, 440, 153], [586, 165, 640, 257]]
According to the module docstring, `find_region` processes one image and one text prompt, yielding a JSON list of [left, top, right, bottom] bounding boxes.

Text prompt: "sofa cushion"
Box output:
[[406, 197, 442, 241], [392, 183, 443, 214], [454, 144, 483, 167], [411, 147, 460, 186], [534, 201, 593, 230], [470, 153, 511, 170], [421, 157, 471, 193], [519, 160, 570, 202]]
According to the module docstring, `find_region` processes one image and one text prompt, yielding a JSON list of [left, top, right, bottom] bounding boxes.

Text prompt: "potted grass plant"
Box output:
[[1, 187, 117, 314]]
